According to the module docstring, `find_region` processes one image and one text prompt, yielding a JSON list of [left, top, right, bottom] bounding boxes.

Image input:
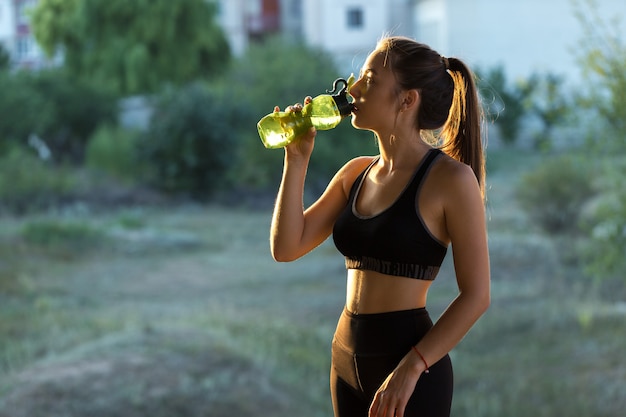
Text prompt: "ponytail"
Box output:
[[440, 58, 486, 197]]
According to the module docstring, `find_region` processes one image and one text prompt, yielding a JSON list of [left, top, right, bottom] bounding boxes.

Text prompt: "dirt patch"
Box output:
[[0, 331, 294, 417]]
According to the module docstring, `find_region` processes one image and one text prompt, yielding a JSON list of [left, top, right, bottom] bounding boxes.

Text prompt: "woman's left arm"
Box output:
[[369, 162, 490, 417], [413, 161, 491, 365]]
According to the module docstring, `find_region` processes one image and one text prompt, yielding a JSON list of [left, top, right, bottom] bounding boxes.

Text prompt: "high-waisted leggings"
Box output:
[[330, 307, 453, 417]]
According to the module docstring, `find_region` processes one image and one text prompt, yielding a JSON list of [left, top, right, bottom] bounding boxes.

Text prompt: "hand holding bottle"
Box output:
[[257, 75, 355, 149], [277, 96, 317, 158]]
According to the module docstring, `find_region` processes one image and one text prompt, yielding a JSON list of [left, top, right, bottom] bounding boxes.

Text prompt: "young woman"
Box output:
[[270, 36, 490, 417]]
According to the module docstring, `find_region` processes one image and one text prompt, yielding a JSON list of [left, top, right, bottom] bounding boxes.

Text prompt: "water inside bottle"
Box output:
[[258, 112, 302, 148], [309, 98, 342, 129]]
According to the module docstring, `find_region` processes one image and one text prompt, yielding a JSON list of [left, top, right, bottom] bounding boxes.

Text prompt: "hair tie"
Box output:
[[442, 56, 450, 71]]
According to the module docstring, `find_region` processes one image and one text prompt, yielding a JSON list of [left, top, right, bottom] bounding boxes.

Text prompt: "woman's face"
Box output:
[[349, 50, 402, 133]]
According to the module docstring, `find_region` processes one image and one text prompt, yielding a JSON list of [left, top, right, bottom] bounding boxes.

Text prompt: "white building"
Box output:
[[300, 0, 626, 85], [2, 0, 624, 86], [0, 0, 50, 69], [302, 0, 414, 76], [0, 0, 15, 58]]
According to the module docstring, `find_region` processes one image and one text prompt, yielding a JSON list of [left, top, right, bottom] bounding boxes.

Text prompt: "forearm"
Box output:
[[270, 153, 310, 261], [414, 289, 490, 370]]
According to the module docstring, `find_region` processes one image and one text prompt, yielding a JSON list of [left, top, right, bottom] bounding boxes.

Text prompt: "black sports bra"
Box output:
[[332, 149, 448, 280]]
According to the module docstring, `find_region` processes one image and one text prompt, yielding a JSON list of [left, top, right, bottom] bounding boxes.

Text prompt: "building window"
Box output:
[[16, 36, 32, 59], [347, 7, 363, 29]]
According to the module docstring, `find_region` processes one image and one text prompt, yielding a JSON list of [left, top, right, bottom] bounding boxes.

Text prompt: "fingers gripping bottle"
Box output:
[[257, 75, 355, 149]]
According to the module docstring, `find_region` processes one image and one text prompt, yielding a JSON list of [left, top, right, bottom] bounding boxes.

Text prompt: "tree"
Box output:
[[572, 0, 626, 290], [477, 65, 535, 146], [0, 70, 116, 163], [30, 0, 230, 96], [524, 73, 571, 151], [573, 0, 626, 151], [139, 82, 240, 198], [0, 43, 10, 71]]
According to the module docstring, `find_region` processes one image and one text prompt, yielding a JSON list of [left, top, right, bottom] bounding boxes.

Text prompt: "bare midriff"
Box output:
[[345, 268, 433, 315]]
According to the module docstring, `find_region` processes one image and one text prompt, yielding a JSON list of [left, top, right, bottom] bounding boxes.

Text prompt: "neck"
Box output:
[[375, 129, 431, 171]]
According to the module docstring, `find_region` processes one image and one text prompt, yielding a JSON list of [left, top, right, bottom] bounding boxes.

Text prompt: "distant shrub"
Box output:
[[0, 43, 10, 71], [516, 154, 595, 234], [0, 72, 53, 152], [0, 146, 81, 214], [20, 219, 106, 255], [0, 70, 116, 164], [581, 157, 626, 285], [31, 71, 118, 164], [572, 0, 626, 287], [139, 82, 240, 198], [85, 124, 145, 183]]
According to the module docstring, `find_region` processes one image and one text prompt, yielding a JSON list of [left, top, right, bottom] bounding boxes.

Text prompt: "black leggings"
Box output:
[[330, 308, 453, 417]]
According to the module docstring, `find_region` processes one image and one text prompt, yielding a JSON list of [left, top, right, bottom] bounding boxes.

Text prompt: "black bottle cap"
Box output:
[[327, 78, 355, 116]]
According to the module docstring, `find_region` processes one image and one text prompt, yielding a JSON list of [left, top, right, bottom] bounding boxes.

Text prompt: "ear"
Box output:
[[401, 89, 420, 112]]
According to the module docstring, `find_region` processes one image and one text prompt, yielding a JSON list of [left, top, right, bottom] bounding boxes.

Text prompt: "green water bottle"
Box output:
[[257, 75, 355, 149]]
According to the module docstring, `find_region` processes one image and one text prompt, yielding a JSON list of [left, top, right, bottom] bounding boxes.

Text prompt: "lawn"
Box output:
[[0, 149, 624, 417]]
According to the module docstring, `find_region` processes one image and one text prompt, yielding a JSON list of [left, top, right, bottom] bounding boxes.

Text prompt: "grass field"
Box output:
[[0, 150, 624, 416]]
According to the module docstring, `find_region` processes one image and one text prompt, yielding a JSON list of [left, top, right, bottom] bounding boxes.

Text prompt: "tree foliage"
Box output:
[[139, 82, 241, 198], [30, 0, 230, 96], [573, 0, 626, 151], [572, 0, 626, 287], [517, 154, 594, 234], [0, 70, 116, 163], [523, 73, 571, 151], [0, 43, 10, 71], [477, 65, 535, 146]]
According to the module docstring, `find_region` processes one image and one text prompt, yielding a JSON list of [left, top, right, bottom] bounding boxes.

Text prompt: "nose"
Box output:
[[349, 78, 361, 99]]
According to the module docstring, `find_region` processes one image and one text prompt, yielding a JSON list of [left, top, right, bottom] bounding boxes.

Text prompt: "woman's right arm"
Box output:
[[270, 128, 370, 262]]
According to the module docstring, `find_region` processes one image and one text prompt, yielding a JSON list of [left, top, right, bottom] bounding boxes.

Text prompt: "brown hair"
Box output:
[[376, 36, 486, 195]]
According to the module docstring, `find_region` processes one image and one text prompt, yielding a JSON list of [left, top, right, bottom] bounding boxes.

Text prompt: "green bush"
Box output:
[[20, 219, 106, 256], [572, 0, 626, 285], [30, 71, 118, 163], [139, 82, 240, 198], [0, 72, 54, 152], [0, 70, 116, 164], [0, 146, 81, 214], [0, 44, 10, 72], [516, 154, 595, 234], [581, 157, 626, 284], [85, 124, 145, 183]]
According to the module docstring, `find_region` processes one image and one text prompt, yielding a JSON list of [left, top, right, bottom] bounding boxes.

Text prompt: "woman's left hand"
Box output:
[[369, 355, 422, 417]]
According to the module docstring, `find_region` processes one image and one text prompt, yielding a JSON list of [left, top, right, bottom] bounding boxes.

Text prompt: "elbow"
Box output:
[[270, 244, 296, 263], [272, 252, 292, 263], [463, 286, 490, 317]]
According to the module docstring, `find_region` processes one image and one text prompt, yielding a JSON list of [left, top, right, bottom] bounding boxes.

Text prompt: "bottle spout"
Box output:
[[327, 76, 355, 116]]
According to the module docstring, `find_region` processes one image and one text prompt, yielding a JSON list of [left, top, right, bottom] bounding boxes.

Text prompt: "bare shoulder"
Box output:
[[334, 155, 377, 196], [341, 155, 377, 174], [430, 152, 482, 201]]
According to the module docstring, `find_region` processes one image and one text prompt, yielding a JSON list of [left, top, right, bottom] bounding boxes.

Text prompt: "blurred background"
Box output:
[[0, 0, 624, 416]]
